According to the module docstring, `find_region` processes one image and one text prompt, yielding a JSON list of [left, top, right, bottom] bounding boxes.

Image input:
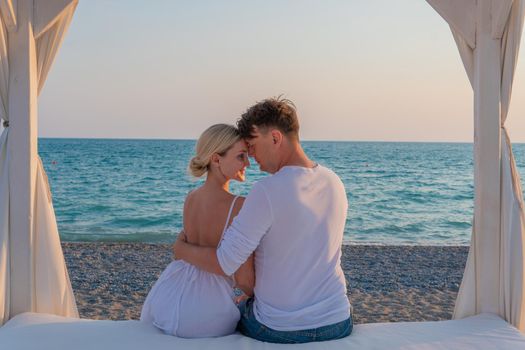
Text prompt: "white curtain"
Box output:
[[496, 0, 525, 330], [0, 129, 10, 326], [36, 5, 76, 93], [433, 0, 525, 330], [32, 2, 78, 318], [33, 157, 77, 316], [0, 2, 78, 325], [0, 14, 10, 326]]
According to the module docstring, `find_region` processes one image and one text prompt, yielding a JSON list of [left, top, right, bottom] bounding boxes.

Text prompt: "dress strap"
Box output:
[[220, 195, 239, 241]]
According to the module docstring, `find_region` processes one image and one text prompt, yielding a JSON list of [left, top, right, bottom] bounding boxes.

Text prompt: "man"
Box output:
[[173, 97, 352, 343]]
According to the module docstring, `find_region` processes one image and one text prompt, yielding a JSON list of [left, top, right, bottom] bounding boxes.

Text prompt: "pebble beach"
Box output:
[[63, 243, 468, 324]]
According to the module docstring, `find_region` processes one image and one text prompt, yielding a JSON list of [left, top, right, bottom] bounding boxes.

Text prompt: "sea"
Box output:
[[39, 138, 525, 246]]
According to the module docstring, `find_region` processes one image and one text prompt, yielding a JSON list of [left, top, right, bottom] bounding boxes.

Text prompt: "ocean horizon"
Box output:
[[39, 138, 525, 246]]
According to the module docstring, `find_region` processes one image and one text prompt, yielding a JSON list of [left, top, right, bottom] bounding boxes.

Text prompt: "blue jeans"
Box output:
[[237, 299, 353, 344]]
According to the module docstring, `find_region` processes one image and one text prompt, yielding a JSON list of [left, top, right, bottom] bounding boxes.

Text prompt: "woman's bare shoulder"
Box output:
[[183, 188, 202, 214], [185, 187, 200, 202], [182, 188, 204, 238]]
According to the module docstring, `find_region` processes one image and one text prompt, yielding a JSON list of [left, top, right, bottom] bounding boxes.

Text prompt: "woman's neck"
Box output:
[[204, 172, 230, 193]]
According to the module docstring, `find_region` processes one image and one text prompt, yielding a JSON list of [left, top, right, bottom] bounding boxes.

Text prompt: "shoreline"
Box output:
[[62, 243, 468, 324], [62, 238, 471, 246]]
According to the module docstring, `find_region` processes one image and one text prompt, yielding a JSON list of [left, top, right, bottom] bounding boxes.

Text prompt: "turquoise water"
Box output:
[[39, 139, 525, 245]]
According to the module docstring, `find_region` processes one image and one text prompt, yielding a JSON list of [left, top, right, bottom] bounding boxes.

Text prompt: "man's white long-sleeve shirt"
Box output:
[[217, 164, 350, 331]]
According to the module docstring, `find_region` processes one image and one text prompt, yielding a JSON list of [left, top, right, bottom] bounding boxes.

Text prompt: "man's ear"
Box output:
[[271, 130, 283, 147]]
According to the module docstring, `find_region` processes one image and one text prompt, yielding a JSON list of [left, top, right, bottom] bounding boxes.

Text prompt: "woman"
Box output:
[[140, 124, 255, 337]]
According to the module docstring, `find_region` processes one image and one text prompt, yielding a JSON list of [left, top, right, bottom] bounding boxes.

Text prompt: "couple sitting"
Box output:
[[140, 97, 352, 344]]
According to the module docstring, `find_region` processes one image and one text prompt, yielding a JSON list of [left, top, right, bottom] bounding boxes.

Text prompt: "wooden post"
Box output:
[[7, 0, 38, 316], [473, 0, 502, 315]]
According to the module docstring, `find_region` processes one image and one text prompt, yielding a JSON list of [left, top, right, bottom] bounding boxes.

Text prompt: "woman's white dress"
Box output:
[[140, 197, 240, 338]]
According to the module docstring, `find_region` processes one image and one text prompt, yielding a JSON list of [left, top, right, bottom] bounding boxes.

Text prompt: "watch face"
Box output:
[[233, 287, 244, 297]]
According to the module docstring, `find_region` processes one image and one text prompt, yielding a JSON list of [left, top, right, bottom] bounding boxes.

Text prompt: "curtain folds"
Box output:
[[0, 128, 10, 325], [33, 158, 78, 317], [36, 4, 76, 94], [450, 0, 525, 331], [450, 28, 474, 87], [499, 128, 525, 329], [0, 2, 78, 325], [0, 17, 8, 121], [0, 14, 9, 326], [31, 2, 79, 320]]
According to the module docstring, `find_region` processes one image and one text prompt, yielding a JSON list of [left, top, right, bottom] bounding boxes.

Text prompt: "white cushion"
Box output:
[[1, 312, 525, 349]]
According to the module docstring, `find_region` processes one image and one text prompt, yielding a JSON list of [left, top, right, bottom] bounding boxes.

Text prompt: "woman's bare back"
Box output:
[[183, 187, 244, 248], [182, 186, 254, 296]]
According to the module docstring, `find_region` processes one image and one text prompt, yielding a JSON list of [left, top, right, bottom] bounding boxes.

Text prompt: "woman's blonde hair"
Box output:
[[188, 124, 241, 177]]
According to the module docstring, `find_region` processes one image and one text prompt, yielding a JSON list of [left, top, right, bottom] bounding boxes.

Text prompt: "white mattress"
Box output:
[[1, 312, 525, 349]]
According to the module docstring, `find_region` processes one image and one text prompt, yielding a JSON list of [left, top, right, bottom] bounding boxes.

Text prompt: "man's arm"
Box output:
[[172, 234, 227, 277], [175, 182, 272, 277]]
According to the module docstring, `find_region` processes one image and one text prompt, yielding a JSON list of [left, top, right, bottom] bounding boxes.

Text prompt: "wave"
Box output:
[[39, 139, 525, 245]]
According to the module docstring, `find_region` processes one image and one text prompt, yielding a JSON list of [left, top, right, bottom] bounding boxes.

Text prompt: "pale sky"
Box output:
[[37, 0, 525, 142]]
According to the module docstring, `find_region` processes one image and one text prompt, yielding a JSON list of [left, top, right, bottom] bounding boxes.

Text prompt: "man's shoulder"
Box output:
[[246, 171, 287, 199], [255, 170, 286, 186], [318, 164, 343, 181], [257, 164, 343, 188]]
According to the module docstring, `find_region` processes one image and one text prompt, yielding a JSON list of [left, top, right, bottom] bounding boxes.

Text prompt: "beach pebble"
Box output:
[[62, 243, 468, 323]]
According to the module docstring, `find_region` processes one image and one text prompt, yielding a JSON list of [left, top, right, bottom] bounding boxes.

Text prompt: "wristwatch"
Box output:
[[233, 287, 245, 298], [233, 287, 248, 305]]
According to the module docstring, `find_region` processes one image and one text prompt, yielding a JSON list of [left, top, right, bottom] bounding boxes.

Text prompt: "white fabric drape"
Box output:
[[497, 0, 525, 330], [32, 1, 78, 319], [0, 15, 8, 122], [0, 2, 78, 325], [445, 0, 525, 331], [36, 4, 75, 94], [0, 14, 10, 326], [33, 158, 77, 317], [0, 127, 10, 325]]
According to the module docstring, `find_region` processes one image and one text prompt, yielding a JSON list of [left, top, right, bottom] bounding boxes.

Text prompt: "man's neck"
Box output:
[[279, 142, 315, 169]]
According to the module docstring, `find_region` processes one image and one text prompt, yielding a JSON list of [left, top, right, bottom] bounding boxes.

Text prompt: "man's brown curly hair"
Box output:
[[237, 97, 300, 140]]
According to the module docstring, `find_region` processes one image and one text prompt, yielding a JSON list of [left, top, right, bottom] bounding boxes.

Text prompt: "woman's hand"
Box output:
[[172, 230, 187, 260]]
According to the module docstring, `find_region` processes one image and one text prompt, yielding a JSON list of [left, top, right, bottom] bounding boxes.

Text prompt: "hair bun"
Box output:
[[188, 156, 207, 177]]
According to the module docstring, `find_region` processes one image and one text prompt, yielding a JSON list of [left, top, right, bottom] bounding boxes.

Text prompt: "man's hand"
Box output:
[[172, 230, 187, 260], [233, 287, 251, 305], [170, 230, 227, 277]]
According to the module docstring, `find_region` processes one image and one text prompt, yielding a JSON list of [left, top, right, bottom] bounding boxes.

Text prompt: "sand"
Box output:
[[62, 243, 468, 324]]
